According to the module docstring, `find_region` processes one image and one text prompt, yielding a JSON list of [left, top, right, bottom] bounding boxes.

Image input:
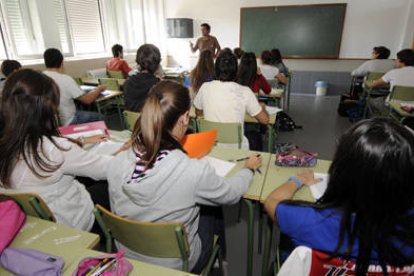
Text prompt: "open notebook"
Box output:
[[309, 173, 329, 200]]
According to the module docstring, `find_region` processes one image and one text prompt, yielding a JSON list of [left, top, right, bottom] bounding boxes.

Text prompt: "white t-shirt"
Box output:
[[382, 66, 414, 90], [351, 59, 395, 77], [43, 71, 84, 126], [259, 62, 280, 80], [193, 80, 262, 149]]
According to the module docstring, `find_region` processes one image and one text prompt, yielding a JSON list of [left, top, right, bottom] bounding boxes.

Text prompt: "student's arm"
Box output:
[[78, 85, 105, 105], [245, 90, 269, 124], [195, 108, 203, 117], [264, 169, 320, 221], [255, 103, 270, 124], [276, 73, 288, 85], [214, 37, 221, 58], [189, 39, 199, 53], [194, 155, 262, 205], [121, 60, 132, 77]]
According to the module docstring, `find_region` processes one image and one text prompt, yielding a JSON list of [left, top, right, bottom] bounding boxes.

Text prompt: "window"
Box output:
[[64, 0, 105, 55]]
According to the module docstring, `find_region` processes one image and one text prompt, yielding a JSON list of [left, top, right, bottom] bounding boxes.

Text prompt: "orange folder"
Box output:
[[181, 130, 218, 159]]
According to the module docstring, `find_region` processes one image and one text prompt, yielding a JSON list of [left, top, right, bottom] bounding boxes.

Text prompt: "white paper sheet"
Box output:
[[310, 173, 329, 200], [63, 129, 105, 140], [88, 141, 123, 156], [265, 106, 283, 115], [202, 156, 236, 177]]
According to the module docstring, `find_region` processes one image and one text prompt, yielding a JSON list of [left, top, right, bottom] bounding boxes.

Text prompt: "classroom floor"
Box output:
[[223, 94, 352, 276]]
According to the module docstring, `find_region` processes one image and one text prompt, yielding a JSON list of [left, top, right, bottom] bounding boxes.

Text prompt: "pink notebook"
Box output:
[[58, 121, 109, 139]]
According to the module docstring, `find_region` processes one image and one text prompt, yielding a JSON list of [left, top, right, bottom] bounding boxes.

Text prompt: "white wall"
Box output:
[[164, 0, 414, 70]]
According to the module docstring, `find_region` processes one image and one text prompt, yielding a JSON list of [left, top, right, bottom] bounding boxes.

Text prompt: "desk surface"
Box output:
[[208, 147, 271, 200], [0, 216, 99, 275], [81, 77, 125, 87], [260, 157, 331, 203], [95, 90, 123, 103], [389, 101, 414, 118], [64, 249, 197, 276]]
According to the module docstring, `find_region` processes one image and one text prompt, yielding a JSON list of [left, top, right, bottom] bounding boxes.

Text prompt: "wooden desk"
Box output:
[[0, 216, 99, 275], [208, 147, 271, 276], [389, 101, 414, 123], [64, 249, 196, 276], [259, 158, 331, 276], [81, 77, 125, 87]]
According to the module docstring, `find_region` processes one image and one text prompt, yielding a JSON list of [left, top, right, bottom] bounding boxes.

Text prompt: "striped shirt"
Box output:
[[130, 150, 170, 182]]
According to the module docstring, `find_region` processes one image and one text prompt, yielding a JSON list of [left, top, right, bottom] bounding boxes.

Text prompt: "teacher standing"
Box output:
[[190, 23, 221, 58]]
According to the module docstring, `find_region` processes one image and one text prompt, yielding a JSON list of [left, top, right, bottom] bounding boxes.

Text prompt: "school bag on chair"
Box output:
[[0, 195, 26, 254]]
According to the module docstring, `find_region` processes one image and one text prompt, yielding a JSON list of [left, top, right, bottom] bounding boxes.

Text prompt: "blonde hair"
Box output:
[[132, 81, 191, 168]]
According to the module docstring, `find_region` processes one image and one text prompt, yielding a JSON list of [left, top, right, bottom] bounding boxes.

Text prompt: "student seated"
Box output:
[[43, 48, 105, 126], [106, 44, 132, 78], [194, 50, 269, 150], [265, 118, 414, 273], [0, 60, 22, 95], [271, 48, 289, 77], [237, 52, 271, 95], [190, 50, 215, 94], [107, 80, 262, 273], [124, 44, 161, 112], [259, 50, 287, 85], [0, 69, 125, 231], [367, 48, 414, 116], [351, 46, 394, 77]]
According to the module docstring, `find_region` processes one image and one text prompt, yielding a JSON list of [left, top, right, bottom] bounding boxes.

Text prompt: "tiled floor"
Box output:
[[224, 94, 352, 276]]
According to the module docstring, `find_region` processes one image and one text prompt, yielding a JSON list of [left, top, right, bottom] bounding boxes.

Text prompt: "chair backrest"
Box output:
[[123, 110, 140, 131], [108, 70, 125, 79], [279, 246, 414, 276], [389, 85, 414, 101], [93, 205, 190, 270], [196, 119, 242, 149], [73, 77, 83, 85], [99, 78, 120, 91], [365, 71, 385, 81], [1, 192, 55, 222]]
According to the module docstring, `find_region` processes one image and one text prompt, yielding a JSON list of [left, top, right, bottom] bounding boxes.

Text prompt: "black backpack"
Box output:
[[275, 111, 302, 131]]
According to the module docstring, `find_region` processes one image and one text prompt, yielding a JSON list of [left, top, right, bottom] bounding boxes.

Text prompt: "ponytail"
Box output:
[[132, 81, 191, 169]]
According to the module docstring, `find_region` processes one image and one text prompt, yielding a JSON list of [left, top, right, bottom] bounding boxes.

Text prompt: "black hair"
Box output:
[[1, 60, 22, 77], [135, 44, 161, 74], [271, 48, 282, 63], [397, 49, 414, 66], [261, 50, 272, 65], [236, 52, 257, 87], [201, 23, 211, 32], [233, 47, 244, 59], [373, 46, 391, 59], [284, 118, 414, 274], [43, 48, 63, 69], [215, 50, 238, 81], [112, 44, 123, 58]]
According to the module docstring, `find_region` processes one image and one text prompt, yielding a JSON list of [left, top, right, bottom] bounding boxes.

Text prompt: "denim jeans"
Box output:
[[70, 111, 104, 125]]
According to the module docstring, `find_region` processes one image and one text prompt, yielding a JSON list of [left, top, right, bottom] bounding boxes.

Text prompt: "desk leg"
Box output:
[[258, 202, 263, 254], [96, 102, 102, 118], [261, 217, 274, 276], [115, 96, 123, 127], [267, 124, 275, 153], [243, 199, 255, 276]]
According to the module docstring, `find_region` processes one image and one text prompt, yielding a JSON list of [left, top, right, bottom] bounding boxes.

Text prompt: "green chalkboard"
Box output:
[[240, 4, 347, 58]]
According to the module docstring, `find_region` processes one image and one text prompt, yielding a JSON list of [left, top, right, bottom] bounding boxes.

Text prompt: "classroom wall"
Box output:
[[164, 0, 414, 71]]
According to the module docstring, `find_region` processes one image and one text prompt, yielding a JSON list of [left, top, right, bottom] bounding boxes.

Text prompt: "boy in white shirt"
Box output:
[[367, 49, 414, 116], [194, 50, 269, 150], [43, 48, 105, 126], [351, 46, 394, 77]]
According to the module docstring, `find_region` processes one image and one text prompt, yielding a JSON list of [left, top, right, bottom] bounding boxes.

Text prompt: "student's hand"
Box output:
[[257, 67, 262, 75], [82, 134, 108, 145], [244, 155, 262, 170], [295, 169, 321, 186], [111, 140, 133, 156], [189, 41, 193, 47], [96, 85, 106, 92]]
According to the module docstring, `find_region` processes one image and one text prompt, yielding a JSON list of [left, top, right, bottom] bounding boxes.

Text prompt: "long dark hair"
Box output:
[[0, 69, 64, 187], [190, 50, 215, 92], [236, 52, 257, 87], [286, 118, 414, 274], [132, 81, 191, 169]]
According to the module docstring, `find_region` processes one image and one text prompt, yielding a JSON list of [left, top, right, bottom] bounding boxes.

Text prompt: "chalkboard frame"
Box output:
[[239, 3, 347, 59]]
